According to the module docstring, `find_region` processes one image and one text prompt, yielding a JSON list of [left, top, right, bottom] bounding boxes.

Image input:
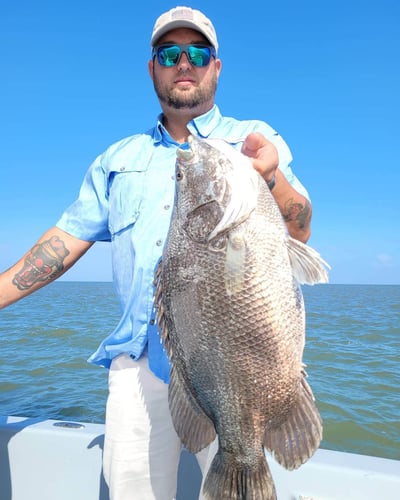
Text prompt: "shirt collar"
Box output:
[[152, 105, 222, 145]]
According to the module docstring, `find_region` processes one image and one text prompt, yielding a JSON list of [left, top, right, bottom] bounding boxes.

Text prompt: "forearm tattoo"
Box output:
[[13, 236, 70, 290], [283, 198, 311, 230]]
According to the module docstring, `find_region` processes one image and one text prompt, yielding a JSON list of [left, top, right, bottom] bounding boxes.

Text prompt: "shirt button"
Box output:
[[164, 204, 170, 210], [156, 239, 162, 246], [149, 319, 155, 325], [120, 166, 126, 172], [171, 175, 175, 180]]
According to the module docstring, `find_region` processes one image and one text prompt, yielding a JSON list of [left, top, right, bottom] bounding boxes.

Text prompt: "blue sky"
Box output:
[[1, 0, 399, 284]]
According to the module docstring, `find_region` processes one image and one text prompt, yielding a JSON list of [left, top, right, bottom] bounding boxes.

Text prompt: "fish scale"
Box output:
[[155, 135, 329, 499]]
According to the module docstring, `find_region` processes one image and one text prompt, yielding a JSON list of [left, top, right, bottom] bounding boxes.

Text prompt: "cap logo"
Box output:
[[171, 8, 194, 21]]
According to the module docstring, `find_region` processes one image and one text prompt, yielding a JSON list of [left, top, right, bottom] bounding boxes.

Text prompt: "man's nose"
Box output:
[[177, 51, 192, 69]]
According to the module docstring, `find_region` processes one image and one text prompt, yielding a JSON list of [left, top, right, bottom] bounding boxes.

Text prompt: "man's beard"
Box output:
[[153, 71, 218, 110]]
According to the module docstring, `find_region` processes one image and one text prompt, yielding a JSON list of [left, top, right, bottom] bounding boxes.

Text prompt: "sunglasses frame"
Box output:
[[152, 43, 216, 67]]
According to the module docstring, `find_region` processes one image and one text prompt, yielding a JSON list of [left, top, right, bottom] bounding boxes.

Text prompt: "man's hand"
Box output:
[[241, 132, 312, 243], [241, 132, 278, 184]]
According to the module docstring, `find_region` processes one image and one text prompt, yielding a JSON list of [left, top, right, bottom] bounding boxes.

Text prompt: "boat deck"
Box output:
[[1, 416, 399, 499]]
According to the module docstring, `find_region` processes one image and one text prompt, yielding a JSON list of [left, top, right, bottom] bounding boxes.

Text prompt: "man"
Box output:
[[0, 6, 312, 500]]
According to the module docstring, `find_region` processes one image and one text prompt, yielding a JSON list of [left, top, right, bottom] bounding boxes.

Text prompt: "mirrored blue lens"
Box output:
[[153, 44, 215, 67]]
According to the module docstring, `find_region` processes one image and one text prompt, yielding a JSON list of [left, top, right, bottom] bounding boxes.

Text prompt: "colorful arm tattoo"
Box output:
[[13, 236, 70, 291]]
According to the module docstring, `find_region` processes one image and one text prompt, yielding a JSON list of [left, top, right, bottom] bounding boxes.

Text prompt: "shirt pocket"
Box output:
[[108, 164, 147, 236]]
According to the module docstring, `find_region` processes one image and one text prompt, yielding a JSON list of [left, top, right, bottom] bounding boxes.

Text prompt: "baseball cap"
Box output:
[[151, 6, 219, 52]]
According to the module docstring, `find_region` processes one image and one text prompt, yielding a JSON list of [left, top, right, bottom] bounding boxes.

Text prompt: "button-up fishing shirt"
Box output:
[[56, 105, 309, 383]]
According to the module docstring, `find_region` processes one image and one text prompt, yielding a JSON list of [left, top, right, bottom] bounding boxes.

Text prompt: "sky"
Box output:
[[1, 0, 399, 285]]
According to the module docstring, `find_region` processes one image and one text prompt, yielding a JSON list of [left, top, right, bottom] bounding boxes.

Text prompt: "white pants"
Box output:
[[103, 353, 216, 500]]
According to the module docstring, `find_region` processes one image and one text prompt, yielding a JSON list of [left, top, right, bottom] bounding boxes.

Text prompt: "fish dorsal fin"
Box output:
[[286, 237, 330, 285]]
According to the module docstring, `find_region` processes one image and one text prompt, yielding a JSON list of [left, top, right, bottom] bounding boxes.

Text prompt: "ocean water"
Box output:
[[0, 282, 399, 460]]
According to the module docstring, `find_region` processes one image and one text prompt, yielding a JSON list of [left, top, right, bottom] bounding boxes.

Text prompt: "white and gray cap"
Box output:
[[151, 6, 218, 52]]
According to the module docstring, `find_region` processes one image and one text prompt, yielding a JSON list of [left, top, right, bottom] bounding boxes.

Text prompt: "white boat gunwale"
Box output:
[[1, 415, 399, 500]]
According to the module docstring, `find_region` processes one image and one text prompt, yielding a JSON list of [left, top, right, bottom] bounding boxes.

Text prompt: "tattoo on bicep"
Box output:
[[12, 236, 70, 291], [283, 198, 311, 229]]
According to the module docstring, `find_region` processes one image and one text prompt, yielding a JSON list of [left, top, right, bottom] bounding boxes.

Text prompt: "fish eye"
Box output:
[[176, 169, 183, 181]]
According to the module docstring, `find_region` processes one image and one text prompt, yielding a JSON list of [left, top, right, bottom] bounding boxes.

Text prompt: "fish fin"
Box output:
[[224, 232, 246, 295], [208, 173, 258, 240], [263, 375, 323, 470], [153, 259, 171, 349], [203, 449, 276, 500], [169, 363, 216, 453], [155, 258, 216, 452], [286, 237, 330, 285]]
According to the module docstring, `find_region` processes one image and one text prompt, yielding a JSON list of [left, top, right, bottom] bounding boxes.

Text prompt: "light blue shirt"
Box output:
[[56, 105, 309, 383]]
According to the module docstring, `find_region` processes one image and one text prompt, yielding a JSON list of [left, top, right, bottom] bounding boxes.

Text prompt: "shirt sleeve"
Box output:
[[56, 154, 111, 242]]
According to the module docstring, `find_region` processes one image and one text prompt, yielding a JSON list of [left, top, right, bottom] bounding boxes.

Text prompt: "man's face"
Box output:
[[148, 28, 222, 112]]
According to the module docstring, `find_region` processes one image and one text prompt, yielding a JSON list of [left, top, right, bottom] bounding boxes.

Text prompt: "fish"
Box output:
[[154, 135, 329, 500]]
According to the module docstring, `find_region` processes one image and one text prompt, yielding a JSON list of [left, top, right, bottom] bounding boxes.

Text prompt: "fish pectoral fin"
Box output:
[[263, 376, 323, 470], [286, 237, 330, 285], [169, 363, 216, 453], [224, 232, 246, 295]]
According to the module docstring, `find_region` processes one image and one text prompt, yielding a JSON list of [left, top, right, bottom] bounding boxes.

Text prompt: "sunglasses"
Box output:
[[152, 44, 216, 67]]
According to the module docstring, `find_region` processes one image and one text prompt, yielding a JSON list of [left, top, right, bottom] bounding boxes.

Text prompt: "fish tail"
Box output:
[[264, 376, 323, 470], [203, 450, 276, 500]]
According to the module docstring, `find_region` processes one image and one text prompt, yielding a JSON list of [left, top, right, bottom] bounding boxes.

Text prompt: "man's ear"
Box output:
[[148, 60, 154, 81]]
